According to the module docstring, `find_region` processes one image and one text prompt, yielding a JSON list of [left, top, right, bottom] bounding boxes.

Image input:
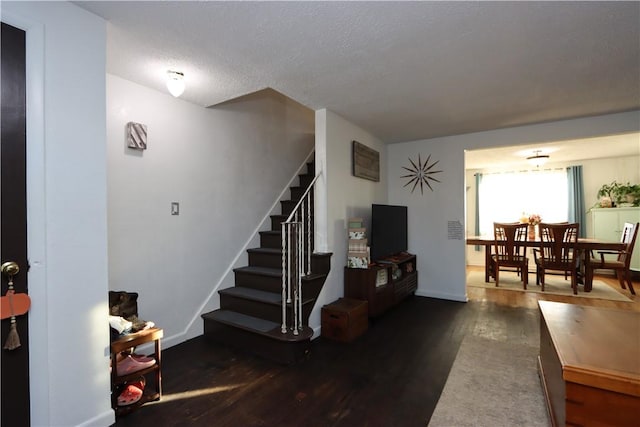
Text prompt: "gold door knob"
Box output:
[[1, 261, 20, 279]]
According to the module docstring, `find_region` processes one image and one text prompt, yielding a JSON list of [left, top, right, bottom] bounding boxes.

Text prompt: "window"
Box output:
[[478, 169, 568, 236]]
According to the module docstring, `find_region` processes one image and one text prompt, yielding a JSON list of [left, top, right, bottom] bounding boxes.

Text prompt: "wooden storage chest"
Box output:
[[321, 298, 368, 342], [538, 301, 640, 427]]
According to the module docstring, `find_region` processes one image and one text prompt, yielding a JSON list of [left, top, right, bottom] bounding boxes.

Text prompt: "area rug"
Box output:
[[428, 333, 550, 427], [466, 270, 632, 302]]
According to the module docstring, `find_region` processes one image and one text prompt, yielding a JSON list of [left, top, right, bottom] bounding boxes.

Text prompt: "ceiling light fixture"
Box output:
[[166, 70, 185, 97], [526, 150, 549, 167]]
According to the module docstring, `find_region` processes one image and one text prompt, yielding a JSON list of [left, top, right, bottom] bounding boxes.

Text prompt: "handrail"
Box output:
[[280, 171, 320, 335], [284, 173, 320, 223]]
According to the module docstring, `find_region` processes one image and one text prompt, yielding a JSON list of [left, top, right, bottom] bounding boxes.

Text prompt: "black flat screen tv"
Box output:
[[370, 204, 408, 261]]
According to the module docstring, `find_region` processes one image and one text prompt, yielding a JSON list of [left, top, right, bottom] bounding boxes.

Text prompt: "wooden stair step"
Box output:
[[233, 266, 282, 292], [234, 262, 327, 278], [203, 309, 313, 343], [204, 310, 280, 334], [234, 265, 281, 277], [202, 311, 314, 363], [223, 285, 316, 306], [219, 286, 282, 305], [247, 247, 284, 268], [233, 266, 326, 282], [247, 247, 281, 255], [259, 231, 282, 248], [261, 230, 281, 236], [218, 285, 317, 323], [289, 186, 305, 199], [302, 272, 326, 282]]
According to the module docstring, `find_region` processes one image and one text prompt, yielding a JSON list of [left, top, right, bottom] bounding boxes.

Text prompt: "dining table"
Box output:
[[466, 235, 626, 292]]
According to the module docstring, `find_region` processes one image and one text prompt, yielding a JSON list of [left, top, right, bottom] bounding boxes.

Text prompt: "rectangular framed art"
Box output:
[[352, 140, 380, 182], [127, 121, 147, 150]]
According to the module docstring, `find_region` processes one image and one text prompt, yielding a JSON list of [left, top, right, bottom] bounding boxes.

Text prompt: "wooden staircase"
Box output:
[[201, 159, 331, 364]]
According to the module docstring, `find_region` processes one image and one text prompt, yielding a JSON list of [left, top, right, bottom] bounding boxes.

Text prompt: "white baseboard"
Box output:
[[415, 289, 468, 303], [75, 409, 115, 427]]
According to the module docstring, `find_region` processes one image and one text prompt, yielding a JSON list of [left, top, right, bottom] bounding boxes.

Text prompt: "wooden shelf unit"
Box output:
[[110, 327, 163, 417], [344, 253, 417, 317]]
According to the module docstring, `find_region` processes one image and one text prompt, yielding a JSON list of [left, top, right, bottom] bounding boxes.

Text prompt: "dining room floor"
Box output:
[[466, 265, 639, 311]]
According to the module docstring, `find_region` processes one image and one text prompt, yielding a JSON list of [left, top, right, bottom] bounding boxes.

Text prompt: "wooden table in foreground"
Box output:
[[466, 236, 625, 292], [537, 301, 640, 426]]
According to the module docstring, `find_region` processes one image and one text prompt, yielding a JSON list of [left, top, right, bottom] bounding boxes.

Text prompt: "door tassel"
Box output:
[[4, 317, 21, 350], [1, 268, 30, 351]]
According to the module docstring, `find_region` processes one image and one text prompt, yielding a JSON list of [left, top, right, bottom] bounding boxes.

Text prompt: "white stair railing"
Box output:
[[281, 172, 320, 335]]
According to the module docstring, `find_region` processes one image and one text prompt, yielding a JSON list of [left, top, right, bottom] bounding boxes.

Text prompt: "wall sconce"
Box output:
[[526, 150, 550, 167], [166, 70, 185, 97]]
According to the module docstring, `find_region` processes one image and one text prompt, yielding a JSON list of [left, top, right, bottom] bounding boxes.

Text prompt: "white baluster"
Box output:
[[306, 194, 312, 275], [281, 222, 287, 333], [292, 223, 299, 335], [298, 219, 303, 332], [287, 223, 292, 304]]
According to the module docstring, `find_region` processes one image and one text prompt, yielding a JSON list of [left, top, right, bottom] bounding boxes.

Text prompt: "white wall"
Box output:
[[388, 111, 640, 302], [388, 139, 467, 301], [2, 2, 112, 426], [312, 109, 387, 333], [107, 78, 314, 347]]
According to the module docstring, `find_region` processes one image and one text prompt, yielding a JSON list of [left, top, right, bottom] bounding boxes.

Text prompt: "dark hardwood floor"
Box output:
[[112, 269, 637, 427], [113, 297, 482, 427]]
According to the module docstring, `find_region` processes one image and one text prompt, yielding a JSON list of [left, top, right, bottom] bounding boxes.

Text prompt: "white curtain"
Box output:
[[478, 169, 568, 236]]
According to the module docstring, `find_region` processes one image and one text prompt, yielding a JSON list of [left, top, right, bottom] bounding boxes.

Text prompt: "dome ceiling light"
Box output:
[[166, 70, 185, 97]]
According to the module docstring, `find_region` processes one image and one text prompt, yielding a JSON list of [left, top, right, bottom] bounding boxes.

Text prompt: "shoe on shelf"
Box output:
[[130, 353, 155, 364], [115, 375, 146, 407], [128, 376, 146, 393], [117, 384, 143, 406], [116, 355, 155, 376]]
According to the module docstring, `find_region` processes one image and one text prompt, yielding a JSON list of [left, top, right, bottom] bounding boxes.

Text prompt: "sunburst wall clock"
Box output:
[[401, 154, 443, 195]]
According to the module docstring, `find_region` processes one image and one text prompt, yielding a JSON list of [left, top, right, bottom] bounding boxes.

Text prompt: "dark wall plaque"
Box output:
[[352, 140, 380, 182]]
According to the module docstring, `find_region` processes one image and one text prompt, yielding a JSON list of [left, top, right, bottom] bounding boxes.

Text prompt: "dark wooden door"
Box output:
[[1, 21, 30, 427]]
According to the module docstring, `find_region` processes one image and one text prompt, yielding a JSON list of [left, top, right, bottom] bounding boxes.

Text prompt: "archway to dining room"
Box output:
[[463, 133, 640, 306]]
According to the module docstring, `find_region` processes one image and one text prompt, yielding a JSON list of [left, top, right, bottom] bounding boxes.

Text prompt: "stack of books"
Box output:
[[347, 218, 370, 268]]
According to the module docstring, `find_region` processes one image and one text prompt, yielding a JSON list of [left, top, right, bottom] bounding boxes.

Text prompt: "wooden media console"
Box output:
[[344, 253, 417, 317]]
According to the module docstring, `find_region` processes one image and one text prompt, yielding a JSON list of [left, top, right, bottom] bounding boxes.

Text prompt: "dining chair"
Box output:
[[586, 222, 638, 295], [492, 222, 529, 289], [534, 222, 580, 294]]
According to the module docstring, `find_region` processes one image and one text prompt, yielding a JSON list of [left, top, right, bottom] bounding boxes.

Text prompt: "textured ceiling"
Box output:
[[75, 1, 640, 144], [465, 133, 640, 170]]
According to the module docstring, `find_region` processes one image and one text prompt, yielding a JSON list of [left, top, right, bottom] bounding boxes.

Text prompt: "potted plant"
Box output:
[[618, 182, 640, 206], [629, 185, 640, 206], [597, 181, 622, 207]]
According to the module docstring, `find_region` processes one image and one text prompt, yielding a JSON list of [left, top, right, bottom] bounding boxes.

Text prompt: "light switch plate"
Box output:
[[171, 202, 179, 215]]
